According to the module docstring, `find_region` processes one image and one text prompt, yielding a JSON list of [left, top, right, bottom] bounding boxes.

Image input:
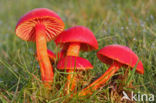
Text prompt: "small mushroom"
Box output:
[[15, 8, 64, 87], [57, 56, 93, 94], [36, 49, 56, 62], [55, 26, 98, 56], [78, 44, 144, 96], [55, 26, 98, 93], [47, 49, 56, 62]]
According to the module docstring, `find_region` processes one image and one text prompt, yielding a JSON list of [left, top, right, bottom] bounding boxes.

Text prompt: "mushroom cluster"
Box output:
[[15, 8, 144, 97], [55, 26, 98, 94]]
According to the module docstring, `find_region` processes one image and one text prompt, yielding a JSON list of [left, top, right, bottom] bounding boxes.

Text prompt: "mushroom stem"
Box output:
[[67, 43, 80, 56], [78, 62, 121, 96], [64, 69, 77, 94], [64, 43, 80, 94], [36, 24, 53, 87]]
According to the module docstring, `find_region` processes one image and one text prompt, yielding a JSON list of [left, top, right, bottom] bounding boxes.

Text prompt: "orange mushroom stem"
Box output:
[[67, 43, 80, 56], [78, 62, 121, 96], [36, 24, 53, 87], [64, 43, 80, 94], [64, 69, 77, 94]]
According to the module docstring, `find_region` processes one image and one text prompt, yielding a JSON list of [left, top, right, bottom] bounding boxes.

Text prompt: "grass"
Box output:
[[0, 0, 156, 102]]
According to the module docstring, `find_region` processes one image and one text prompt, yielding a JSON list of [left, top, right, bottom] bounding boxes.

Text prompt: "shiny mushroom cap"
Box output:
[[97, 44, 144, 74], [55, 26, 98, 51], [16, 8, 64, 42], [57, 56, 93, 70]]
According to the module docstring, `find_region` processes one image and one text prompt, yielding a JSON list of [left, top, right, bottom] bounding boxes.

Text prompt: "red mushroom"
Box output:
[[78, 44, 144, 96], [55, 26, 98, 56], [15, 8, 64, 87], [55, 26, 98, 93], [36, 49, 56, 62], [57, 56, 93, 94], [47, 49, 56, 62]]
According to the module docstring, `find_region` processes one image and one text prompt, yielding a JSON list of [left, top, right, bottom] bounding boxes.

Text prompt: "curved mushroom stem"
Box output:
[[77, 61, 121, 96], [36, 24, 53, 88], [65, 43, 80, 94]]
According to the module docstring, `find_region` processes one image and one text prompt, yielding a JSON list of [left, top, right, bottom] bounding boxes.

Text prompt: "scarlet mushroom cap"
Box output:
[[55, 26, 98, 51], [47, 49, 56, 62], [57, 56, 93, 70], [97, 44, 144, 74], [16, 8, 64, 41]]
